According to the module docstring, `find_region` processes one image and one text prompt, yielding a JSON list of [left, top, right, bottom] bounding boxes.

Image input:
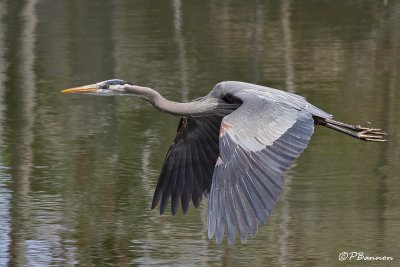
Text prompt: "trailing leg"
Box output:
[[313, 117, 387, 142]]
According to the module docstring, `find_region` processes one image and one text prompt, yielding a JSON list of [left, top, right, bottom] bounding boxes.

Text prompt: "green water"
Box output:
[[0, 0, 399, 266]]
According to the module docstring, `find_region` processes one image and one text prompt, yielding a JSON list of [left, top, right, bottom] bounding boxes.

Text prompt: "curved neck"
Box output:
[[124, 84, 217, 116]]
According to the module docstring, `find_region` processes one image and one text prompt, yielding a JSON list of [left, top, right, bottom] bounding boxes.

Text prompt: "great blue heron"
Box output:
[[62, 79, 386, 245]]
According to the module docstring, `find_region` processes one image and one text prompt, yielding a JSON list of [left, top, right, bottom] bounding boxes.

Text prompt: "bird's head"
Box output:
[[62, 79, 133, 96]]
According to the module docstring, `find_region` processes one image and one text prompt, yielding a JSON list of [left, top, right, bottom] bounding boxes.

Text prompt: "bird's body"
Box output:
[[210, 81, 331, 118], [62, 80, 386, 245]]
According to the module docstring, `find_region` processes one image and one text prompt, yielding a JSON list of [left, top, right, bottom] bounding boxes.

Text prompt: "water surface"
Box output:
[[0, 0, 399, 266]]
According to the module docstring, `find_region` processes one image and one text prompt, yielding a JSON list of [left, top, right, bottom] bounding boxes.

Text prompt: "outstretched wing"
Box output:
[[208, 93, 315, 244], [152, 115, 222, 215]]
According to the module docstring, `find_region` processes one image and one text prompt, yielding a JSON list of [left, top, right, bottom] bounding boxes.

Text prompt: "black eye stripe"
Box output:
[[108, 79, 127, 85], [99, 79, 129, 89]]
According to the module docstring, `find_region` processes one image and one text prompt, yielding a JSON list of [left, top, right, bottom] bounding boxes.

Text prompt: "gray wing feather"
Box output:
[[208, 93, 314, 244]]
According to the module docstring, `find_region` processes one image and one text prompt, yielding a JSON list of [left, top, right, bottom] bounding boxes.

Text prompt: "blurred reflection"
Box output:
[[278, 2, 293, 266], [173, 0, 189, 101], [281, 0, 294, 93], [6, 0, 38, 266], [251, 0, 263, 82], [278, 0, 296, 266], [0, 2, 10, 266]]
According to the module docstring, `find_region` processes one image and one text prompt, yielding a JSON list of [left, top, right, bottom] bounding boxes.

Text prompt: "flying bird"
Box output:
[[62, 80, 386, 245]]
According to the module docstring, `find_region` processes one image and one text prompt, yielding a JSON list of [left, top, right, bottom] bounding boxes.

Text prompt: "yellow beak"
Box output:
[[61, 84, 98, 94]]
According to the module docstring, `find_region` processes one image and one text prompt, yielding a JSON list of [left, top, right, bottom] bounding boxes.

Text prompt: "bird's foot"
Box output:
[[323, 118, 387, 142], [354, 126, 387, 142]]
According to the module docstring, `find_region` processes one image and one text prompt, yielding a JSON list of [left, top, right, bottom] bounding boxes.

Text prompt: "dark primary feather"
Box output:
[[151, 115, 222, 215], [207, 93, 315, 245]]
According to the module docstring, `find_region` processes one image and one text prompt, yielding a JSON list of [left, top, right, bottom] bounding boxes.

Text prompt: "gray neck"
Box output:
[[124, 84, 219, 116]]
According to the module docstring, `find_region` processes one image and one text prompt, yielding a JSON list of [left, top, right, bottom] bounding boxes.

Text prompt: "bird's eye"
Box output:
[[101, 84, 109, 89]]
